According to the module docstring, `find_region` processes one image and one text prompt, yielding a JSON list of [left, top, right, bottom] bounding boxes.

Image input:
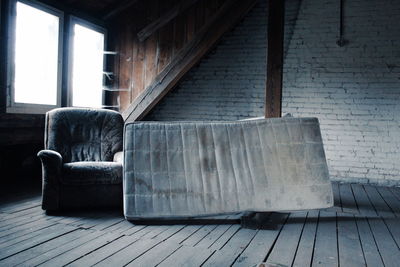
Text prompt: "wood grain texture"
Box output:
[[102, 0, 140, 20], [112, 0, 230, 115], [292, 211, 319, 267], [122, 0, 258, 122], [312, 211, 338, 267], [265, 0, 285, 118], [0, 113, 44, 145], [266, 212, 307, 267], [0, 183, 399, 266], [117, 22, 133, 111], [137, 0, 200, 42]]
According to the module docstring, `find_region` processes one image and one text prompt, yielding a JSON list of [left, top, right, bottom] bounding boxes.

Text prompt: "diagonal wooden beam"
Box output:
[[137, 0, 201, 42], [102, 0, 140, 20], [123, 0, 257, 122], [265, 0, 285, 118]]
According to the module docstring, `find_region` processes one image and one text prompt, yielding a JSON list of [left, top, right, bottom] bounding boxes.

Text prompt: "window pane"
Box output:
[[14, 2, 59, 105], [72, 24, 104, 108]]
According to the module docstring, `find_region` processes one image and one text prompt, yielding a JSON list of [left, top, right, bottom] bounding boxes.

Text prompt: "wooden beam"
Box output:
[[137, 0, 200, 42], [123, 0, 257, 122], [102, 0, 140, 20], [265, 0, 285, 118]]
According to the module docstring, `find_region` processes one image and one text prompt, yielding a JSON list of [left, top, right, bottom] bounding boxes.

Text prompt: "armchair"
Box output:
[[38, 108, 124, 211]]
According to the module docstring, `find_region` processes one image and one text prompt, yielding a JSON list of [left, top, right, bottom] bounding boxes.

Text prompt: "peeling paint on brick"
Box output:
[[146, 0, 400, 184]]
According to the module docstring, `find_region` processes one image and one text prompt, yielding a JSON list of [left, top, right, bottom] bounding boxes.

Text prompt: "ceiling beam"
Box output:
[[123, 0, 257, 122], [265, 0, 285, 118], [137, 0, 200, 42]]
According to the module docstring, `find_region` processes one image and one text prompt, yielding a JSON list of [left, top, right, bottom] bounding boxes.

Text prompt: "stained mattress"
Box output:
[[123, 117, 333, 219]]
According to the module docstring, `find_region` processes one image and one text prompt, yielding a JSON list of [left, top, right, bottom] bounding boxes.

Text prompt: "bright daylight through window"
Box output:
[[71, 24, 105, 108], [13, 1, 60, 105]]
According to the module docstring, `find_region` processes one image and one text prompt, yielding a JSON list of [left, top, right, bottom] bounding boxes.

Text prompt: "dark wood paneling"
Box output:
[[111, 0, 228, 114], [143, 1, 159, 90], [102, 0, 140, 20], [157, 0, 176, 73], [0, 113, 44, 146], [54, 0, 126, 19], [0, 114, 44, 129], [0, 114, 45, 182], [185, 4, 197, 42], [118, 21, 133, 111], [122, 0, 258, 122], [137, 0, 200, 42], [172, 10, 186, 56]]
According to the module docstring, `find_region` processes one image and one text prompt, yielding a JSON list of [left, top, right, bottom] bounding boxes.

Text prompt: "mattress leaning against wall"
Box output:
[[123, 117, 333, 219]]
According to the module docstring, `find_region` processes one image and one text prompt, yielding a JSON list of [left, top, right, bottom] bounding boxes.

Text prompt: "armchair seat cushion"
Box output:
[[61, 162, 122, 185]]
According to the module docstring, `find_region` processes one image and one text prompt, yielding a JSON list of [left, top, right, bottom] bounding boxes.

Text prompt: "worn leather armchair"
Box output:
[[38, 108, 124, 211]]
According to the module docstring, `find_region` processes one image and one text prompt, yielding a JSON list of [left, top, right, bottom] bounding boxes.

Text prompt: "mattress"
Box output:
[[123, 117, 333, 219]]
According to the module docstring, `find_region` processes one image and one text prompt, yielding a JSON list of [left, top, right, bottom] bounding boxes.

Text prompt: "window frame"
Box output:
[[6, 0, 64, 114], [67, 16, 107, 108]]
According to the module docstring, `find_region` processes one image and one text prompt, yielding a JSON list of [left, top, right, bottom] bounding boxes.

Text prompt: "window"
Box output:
[[6, 0, 107, 113], [7, 0, 63, 113], [70, 20, 105, 108]]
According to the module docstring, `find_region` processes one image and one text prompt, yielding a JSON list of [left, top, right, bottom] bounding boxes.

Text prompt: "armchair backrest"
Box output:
[[45, 108, 123, 163]]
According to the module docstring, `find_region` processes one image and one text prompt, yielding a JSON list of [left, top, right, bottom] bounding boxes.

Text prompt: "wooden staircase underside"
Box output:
[[122, 0, 257, 122]]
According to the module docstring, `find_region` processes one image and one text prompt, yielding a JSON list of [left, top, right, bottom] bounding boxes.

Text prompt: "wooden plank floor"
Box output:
[[0, 182, 399, 266]]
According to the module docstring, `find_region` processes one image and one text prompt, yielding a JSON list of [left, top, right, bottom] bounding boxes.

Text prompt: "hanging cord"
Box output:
[[336, 0, 348, 46]]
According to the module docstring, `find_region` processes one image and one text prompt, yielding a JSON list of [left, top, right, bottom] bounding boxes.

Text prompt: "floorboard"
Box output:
[[159, 244, 215, 266], [292, 210, 318, 267], [265, 212, 307, 267], [201, 228, 258, 266], [311, 211, 338, 267], [354, 215, 384, 267], [195, 224, 232, 248], [337, 212, 365, 266], [0, 182, 399, 266], [0, 224, 77, 260], [68, 235, 139, 266], [21, 230, 104, 266], [127, 240, 182, 266], [208, 224, 240, 251], [355, 184, 400, 267], [232, 212, 288, 267], [339, 183, 358, 214], [40, 232, 123, 267], [0, 229, 86, 266]]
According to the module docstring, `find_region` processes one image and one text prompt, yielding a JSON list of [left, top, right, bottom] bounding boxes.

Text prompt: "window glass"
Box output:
[[71, 24, 104, 108], [14, 1, 59, 105]]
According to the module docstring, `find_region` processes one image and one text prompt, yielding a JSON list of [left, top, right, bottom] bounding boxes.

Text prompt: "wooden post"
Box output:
[[265, 0, 285, 118]]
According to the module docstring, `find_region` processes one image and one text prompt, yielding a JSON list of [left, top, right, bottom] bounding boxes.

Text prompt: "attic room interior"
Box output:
[[0, 0, 399, 265]]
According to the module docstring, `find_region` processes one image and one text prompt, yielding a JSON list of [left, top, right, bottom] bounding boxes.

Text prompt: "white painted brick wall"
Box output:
[[282, 0, 400, 184], [146, 0, 268, 121], [147, 0, 400, 185]]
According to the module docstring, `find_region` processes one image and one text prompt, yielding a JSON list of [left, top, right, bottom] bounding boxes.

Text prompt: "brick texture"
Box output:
[[146, 0, 400, 185], [146, 0, 268, 121]]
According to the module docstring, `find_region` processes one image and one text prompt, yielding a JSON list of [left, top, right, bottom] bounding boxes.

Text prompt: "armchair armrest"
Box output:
[[38, 150, 62, 170], [113, 151, 123, 164], [37, 150, 63, 211]]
